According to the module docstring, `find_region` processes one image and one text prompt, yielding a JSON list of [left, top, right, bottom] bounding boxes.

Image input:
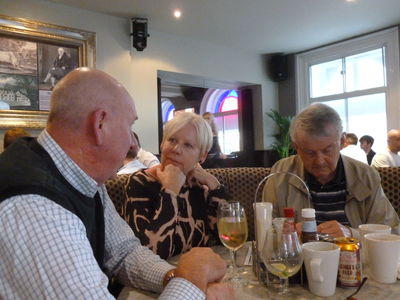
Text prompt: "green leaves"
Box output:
[[266, 110, 294, 159]]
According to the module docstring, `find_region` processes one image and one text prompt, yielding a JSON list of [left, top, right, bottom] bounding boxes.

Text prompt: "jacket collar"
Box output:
[[289, 154, 370, 202]]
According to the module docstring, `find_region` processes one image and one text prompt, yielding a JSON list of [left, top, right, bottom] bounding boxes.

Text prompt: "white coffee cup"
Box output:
[[253, 202, 273, 252], [365, 233, 400, 284], [302, 242, 340, 297], [358, 224, 391, 262]]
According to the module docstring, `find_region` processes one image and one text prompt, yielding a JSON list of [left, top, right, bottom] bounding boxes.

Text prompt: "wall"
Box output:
[[0, 0, 277, 153]]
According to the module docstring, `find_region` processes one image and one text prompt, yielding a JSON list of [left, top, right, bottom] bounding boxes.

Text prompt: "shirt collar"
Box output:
[[37, 129, 99, 198], [305, 156, 346, 188]]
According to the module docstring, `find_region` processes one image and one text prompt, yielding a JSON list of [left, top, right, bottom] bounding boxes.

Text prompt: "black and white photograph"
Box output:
[[38, 44, 78, 91], [0, 74, 38, 110], [0, 37, 37, 76], [0, 15, 95, 128]]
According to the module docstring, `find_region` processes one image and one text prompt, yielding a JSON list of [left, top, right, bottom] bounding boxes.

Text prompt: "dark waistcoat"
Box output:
[[0, 137, 105, 269]]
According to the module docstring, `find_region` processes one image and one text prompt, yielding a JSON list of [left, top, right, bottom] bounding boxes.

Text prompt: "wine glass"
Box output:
[[217, 201, 248, 287], [260, 217, 303, 294]]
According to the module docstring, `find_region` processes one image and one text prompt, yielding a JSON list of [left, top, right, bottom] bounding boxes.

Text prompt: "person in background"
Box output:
[[372, 129, 400, 167], [340, 133, 368, 164], [122, 112, 229, 259], [117, 147, 146, 175], [263, 103, 399, 238], [42, 47, 72, 88], [133, 132, 160, 168], [201, 112, 226, 168], [3, 127, 30, 150], [0, 68, 232, 299], [359, 135, 376, 165]]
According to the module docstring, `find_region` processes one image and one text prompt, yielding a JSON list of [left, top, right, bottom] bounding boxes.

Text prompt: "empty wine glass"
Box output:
[[217, 201, 248, 287], [260, 217, 303, 294]]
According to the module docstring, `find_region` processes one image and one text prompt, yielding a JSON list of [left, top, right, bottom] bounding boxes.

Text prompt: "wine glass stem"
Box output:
[[281, 278, 289, 293], [230, 250, 237, 275]]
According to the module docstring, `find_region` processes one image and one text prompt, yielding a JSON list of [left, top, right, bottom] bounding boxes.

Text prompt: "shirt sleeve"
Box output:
[[0, 192, 206, 300], [371, 153, 390, 167], [0, 195, 114, 300], [101, 185, 206, 299], [101, 185, 175, 292]]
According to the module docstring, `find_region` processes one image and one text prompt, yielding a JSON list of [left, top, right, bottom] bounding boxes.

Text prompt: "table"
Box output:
[[117, 242, 400, 300]]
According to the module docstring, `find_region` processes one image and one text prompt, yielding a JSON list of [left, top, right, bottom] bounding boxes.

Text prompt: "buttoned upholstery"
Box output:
[[376, 167, 400, 216], [105, 174, 130, 216], [105, 167, 400, 243], [207, 168, 271, 240]]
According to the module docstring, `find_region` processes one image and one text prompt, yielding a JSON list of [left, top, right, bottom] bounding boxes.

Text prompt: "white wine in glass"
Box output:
[[217, 201, 248, 287], [261, 218, 303, 294]]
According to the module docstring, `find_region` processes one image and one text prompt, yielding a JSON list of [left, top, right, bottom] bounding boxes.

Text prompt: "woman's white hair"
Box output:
[[162, 112, 213, 155]]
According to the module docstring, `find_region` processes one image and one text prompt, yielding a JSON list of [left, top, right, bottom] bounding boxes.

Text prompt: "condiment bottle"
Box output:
[[301, 208, 318, 243], [283, 207, 296, 233]]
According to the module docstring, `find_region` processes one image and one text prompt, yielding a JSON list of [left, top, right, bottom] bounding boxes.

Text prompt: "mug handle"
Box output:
[[310, 258, 323, 282]]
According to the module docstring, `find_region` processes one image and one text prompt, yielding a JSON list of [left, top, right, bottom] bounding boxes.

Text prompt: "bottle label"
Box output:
[[302, 220, 317, 232]]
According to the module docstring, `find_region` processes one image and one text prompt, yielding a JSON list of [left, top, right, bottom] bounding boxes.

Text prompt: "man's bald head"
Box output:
[[46, 67, 138, 183], [48, 67, 131, 129], [388, 129, 400, 153]]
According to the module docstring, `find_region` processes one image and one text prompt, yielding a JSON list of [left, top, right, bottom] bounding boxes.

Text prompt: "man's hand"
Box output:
[[317, 220, 351, 238], [206, 282, 234, 300], [175, 247, 227, 293]]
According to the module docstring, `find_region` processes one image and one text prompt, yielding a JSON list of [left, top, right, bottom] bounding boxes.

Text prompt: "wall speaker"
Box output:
[[268, 54, 288, 82], [131, 18, 149, 51], [182, 87, 207, 101]]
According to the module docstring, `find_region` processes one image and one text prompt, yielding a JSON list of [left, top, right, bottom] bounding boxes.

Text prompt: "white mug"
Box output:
[[302, 242, 340, 297], [365, 233, 400, 284], [358, 224, 391, 263]]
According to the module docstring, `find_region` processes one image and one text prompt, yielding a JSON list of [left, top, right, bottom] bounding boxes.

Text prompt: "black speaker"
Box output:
[[268, 54, 288, 82], [182, 87, 207, 101], [131, 18, 149, 51]]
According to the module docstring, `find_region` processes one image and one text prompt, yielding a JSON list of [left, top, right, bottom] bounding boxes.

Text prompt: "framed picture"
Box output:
[[0, 14, 95, 128]]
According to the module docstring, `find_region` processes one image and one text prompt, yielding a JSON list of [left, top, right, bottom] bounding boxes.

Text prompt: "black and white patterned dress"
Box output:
[[123, 170, 229, 259]]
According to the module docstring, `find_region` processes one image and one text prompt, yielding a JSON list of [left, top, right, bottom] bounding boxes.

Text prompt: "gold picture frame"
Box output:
[[0, 14, 96, 129]]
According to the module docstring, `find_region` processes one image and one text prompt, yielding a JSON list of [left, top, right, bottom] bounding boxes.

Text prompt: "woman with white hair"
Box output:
[[122, 112, 228, 259]]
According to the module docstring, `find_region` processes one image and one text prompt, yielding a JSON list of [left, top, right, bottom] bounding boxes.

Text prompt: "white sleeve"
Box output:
[[372, 153, 390, 167], [0, 195, 114, 300]]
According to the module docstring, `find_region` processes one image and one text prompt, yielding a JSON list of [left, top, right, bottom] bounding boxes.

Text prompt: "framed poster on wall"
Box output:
[[0, 14, 96, 128]]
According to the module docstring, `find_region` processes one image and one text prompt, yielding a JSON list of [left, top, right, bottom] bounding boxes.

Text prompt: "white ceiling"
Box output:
[[46, 0, 400, 54]]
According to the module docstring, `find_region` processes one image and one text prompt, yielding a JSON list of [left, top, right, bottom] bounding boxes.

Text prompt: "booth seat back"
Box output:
[[105, 167, 400, 243], [105, 174, 130, 216], [207, 168, 271, 241], [376, 167, 400, 216]]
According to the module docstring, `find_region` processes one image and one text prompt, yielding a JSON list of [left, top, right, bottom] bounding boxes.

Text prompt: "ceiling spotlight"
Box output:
[[173, 10, 181, 19]]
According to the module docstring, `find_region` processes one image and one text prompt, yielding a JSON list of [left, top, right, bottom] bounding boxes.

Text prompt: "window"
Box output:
[[161, 98, 175, 123], [200, 89, 240, 154], [296, 27, 400, 152]]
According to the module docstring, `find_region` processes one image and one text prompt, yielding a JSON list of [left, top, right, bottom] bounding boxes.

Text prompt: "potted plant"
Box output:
[[266, 109, 295, 159]]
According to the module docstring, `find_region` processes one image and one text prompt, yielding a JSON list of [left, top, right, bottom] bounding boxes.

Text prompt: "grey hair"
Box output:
[[290, 103, 343, 142], [162, 112, 213, 155]]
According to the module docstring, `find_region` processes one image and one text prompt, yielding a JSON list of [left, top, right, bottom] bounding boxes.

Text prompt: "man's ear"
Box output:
[[340, 132, 346, 149], [292, 141, 299, 153], [91, 109, 106, 146]]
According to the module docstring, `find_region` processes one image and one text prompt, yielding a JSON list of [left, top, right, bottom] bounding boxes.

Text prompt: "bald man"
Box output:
[[372, 129, 400, 167], [0, 68, 232, 299]]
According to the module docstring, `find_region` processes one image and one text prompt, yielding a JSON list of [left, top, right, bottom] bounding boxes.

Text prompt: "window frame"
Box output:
[[295, 27, 400, 130], [200, 88, 240, 154]]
